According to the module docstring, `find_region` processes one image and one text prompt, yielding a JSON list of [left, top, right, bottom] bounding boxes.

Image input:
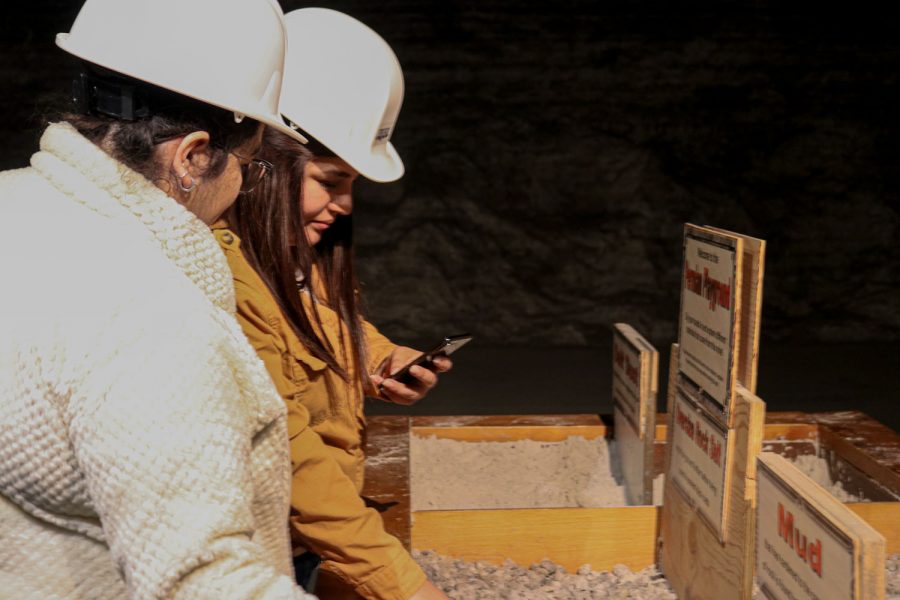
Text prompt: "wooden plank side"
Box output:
[[707, 226, 765, 395], [411, 414, 604, 428], [847, 503, 900, 554], [663, 344, 681, 475], [661, 343, 766, 600], [363, 416, 412, 549], [655, 421, 819, 443], [411, 506, 659, 573], [411, 425, 607, 443], [815, 415, 900, 497], [655, 420, 668, 442]]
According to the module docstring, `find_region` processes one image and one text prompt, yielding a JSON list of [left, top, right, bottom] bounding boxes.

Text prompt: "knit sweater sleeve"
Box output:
[[64, 304, 312, 600]]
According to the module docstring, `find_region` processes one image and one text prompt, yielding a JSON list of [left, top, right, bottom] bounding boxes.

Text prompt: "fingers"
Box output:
[[430, 355, 453, 373], [378, 364, 439, 405], [409, 363, 439, 387]]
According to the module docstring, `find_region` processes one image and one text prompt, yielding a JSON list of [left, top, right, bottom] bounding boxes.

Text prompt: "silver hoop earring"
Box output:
[[176, 170, 197, 193]]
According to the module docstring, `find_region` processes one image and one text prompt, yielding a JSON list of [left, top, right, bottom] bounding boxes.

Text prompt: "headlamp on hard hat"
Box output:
[[72, 70, 151, 121]]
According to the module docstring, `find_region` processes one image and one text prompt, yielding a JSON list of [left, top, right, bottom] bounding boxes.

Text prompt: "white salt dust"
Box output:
[[787, 453, 864, 502], [410, 435, 629, 511], [413, 436, 873, 513]]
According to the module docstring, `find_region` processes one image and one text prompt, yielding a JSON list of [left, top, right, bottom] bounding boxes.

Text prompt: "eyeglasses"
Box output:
[[232, 151, 273, 194]]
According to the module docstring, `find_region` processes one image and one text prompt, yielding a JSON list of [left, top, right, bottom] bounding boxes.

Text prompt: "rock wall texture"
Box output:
[[2, 1, 898, 348]]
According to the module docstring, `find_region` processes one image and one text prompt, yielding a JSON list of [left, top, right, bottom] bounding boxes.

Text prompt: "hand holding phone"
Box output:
[[377, 334, 473, 393]]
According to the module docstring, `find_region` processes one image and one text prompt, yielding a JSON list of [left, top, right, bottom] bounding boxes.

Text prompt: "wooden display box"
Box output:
[[362, 411, 900, 575]]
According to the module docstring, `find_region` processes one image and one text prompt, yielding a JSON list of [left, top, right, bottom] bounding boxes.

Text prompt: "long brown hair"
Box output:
[[228, 128, 370, 392]]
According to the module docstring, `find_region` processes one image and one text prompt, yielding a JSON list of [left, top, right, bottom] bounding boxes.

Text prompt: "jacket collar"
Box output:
[[31, 122, 235, 313], [211, 220, 329, 373]]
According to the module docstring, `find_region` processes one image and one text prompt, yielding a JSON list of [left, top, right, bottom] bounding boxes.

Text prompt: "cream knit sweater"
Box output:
[[0, 123, 315, 599]]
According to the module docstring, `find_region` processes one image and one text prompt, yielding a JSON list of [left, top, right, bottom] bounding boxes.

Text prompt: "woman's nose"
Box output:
[[330, 194, 353, 215]]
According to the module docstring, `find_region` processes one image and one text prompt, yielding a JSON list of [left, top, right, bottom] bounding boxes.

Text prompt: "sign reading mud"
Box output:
[[756, 453, 885, 600], [678, 224, 741, 419], [668, 388, 730, 539]]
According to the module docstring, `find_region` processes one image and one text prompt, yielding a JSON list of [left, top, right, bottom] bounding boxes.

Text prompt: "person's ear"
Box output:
[[171, 131, 212, 182]]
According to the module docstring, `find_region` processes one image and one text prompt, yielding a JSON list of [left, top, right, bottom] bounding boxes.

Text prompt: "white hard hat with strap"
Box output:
[[280, 8, 405, 182], [56, 0, 307, 143]]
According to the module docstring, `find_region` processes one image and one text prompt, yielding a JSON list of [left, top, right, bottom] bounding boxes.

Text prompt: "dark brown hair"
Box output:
[[62, 62, 259, 184], [228, 128, 370, 392]]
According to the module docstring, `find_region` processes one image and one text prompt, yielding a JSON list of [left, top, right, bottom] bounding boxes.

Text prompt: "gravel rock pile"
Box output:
[[414, 551, 677, 599], [887, 554, 900, 599], [415, 551, 900, 598]]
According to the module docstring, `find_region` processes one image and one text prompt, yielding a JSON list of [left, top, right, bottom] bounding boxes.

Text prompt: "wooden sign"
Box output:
[[668, 385, 731, 539], [706, 226, 766, 394], [663, 223, 769, 598], [660, 343, 766, 600], [677, 224, 743, 422], [611, 323, 659, 505], [757, 452, 885, 600]]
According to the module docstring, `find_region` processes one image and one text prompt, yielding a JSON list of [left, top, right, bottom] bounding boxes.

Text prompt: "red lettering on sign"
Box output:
[[676, 404, 694, 440], [684, 261, 732, 311], [808, 539, 823, 578], [625, 360, 639, 386], [694, 422, 709, 455], [777, 503, 824, 578], [709, 437, 722, 466]]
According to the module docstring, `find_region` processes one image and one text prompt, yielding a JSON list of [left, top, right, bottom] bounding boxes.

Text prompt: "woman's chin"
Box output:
[[304, 229, 321, 246]]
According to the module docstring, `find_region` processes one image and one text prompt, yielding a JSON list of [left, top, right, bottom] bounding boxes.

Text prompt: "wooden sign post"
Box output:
[[757, 452, 886, 600], [612, 323, 659, 505], [660, 224, 767, 599]]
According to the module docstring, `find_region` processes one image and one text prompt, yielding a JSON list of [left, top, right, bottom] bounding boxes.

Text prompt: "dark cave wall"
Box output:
[[2, 1, 898, 348]]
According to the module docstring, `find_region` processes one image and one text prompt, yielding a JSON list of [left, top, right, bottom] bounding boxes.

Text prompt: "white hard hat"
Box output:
[[280, 8, 405, 182], [56, 0, 307, 143]]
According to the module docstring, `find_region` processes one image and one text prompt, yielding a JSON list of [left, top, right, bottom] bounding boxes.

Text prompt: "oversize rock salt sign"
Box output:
[[668, 387, 731, 539], [756, 452, 886, 600], [611, 323, 658, 506]]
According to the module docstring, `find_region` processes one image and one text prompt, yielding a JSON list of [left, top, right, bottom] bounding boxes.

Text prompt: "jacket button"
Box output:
[[221, 233, 234, 244]]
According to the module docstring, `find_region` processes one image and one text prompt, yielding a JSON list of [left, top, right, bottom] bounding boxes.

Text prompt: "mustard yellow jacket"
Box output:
[[213, 223, 425, 600]]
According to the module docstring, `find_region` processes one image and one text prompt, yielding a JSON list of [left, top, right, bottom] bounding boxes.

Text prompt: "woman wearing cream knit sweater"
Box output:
[[0, 0, 317, 598]]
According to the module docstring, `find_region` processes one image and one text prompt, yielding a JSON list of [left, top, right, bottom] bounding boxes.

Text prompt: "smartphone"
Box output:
[[379, 333, 473, 389]]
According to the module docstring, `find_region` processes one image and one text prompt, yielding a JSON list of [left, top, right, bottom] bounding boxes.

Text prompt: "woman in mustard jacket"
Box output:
[[216, 9, 452, 600]]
